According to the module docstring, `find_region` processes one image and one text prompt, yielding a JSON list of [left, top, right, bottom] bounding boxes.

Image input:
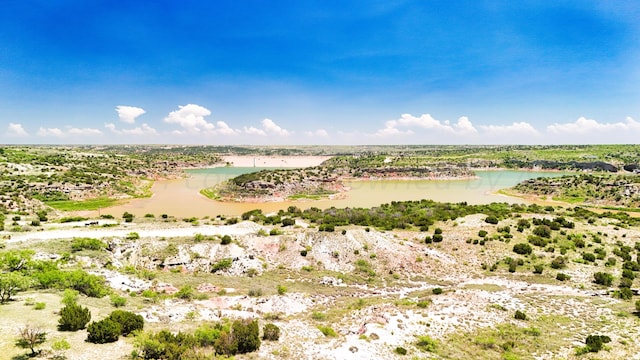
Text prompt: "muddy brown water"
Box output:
[[101, 168, 568, 218]]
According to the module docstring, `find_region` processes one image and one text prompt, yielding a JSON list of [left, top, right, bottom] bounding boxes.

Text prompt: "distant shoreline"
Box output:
[[219, 155, 332, 168]]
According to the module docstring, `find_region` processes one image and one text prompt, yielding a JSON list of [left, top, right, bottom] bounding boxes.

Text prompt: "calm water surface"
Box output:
[[104, 168, 568, 218]]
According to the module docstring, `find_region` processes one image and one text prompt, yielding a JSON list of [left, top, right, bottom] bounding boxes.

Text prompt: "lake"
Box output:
[[103, 168, 568, 218]]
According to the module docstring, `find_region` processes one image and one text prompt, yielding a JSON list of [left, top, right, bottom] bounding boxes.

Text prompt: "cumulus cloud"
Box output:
[[6, 123, 28, 137], [37, 127, 102, 137], [115, 105, 146, 124], [106, 122, 157, 136], [164, 104, 215, 134], [305, 129, 329, 137], [163, 104, 240, 136], [36, 127, 65, 137], [373, 114, 477, 137], [244, 118, 292, 137], [261, 118, 291, 136], [546, 116, 640, 134], [479, 122, 539, 136]]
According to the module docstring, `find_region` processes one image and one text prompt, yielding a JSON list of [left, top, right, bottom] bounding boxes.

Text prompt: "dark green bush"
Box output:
[[58, 303, 91, 331], [556, 272, 570, 281], [262, 323, 281, 341], [107, 310, 144, 336], [485, 216, 499, 224], [432, 287, 443, 295], [394, 346, 408, 355], [513, 243, 532, 255], [87, 319, 122, 344], [71, 237, 106, 252], [220, 235, 232, 245], [550, 256, 566, 269], [432, 234, 443, 243], [585, 334, 611, 352], [514, 310, 527, 320], [593, 272, 614, 286]]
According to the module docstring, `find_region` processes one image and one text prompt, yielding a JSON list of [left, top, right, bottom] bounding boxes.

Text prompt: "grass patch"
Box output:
[[46, 197, 121, 211], [199, 188, 220, 200]]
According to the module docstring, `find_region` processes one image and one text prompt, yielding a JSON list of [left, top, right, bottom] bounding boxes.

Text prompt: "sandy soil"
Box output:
[[221, 155, 332, 168]]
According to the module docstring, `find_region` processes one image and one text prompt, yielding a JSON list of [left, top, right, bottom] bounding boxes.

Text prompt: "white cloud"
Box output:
[[215, 121, 239, 135], [105, 122, 158, 136], [115, 105, 146, 124], [37, 127, 102, 137], [261, 118, 291, 136], [305, 129, 329, 137], [479, 122, 539, 136], [243, 126, 267, 136], [164, 104, 215, 134], [244, 118, 292, 137], [68, 127, 103, 136], [36, 127, 65, 137], [546, 116, 640, 134], [373, 114, 477, 137], [6, 123, 28, 137]]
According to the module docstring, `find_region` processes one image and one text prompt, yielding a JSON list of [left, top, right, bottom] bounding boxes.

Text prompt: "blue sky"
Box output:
[[1, 1, 639, 145]]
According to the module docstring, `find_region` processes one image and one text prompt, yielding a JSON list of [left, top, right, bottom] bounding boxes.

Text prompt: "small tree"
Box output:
[[0, 272, 32, 303], [233, 319, 261, 354], [15, 325, 46, 356], [87, 319, 121, 344], [58, 303, 91, 331]]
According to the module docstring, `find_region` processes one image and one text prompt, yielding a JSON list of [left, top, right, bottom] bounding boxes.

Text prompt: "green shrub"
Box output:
[[513, 243, 532, 255], [416, 335, 438, 352], [318, 326, 337, 337], [478, 230, 488, 238], [211, 258, 233, 272], [175, 285, 194, 300], [593, 272, 614, 286], [70, 237, 106, 252], [556, 273, 570, 281], [277, 285, 287, 295], [432, 234, 443, 243], [550, 256, 566, 269], [34, 302, 46, 310], [432, 287, 443, 295], [220, 235, 232, 245], [533, 264, 544, 274], [514, 310, 527, 320], [262, 323, 281, 341], [394, 346, 408, 355], [233, 319, 261, 353], [485, 216, 499, 224], [107, 310, 144, 336], [110, 294, 126, 307], [58, 303, 91, 331], [87, 319, 121, 344], [584, 334, 611, 352]]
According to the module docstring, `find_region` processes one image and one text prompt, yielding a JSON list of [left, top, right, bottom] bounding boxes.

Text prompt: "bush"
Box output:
[[262, 323, 280, 341], [533, 264, 544, 274], [282, 218, 295, 227], [532, 225, 552, 238], [478, 230, 488, 238], [108, 310, 144, 336], [432, 234, 443, 243], [432, 287, 443, 295], [593, 272, 614, 286], [513, 243, 532, 255], [87, 318, 121, 343], [233, 319, 261, 354], [220, 235, 232, 245], [394, 346, 408, 355], [318, 325, 337, 337], [550, 256, 566, 269], [485, 216, 499, 224], [58, 303, 91, 331], [175, 285, 194, 300], [110, 294, 126, 307], [211, 258, 233, 272], [585, 334, 611, 352], [277, 285, 287, 295], [71, 237, 106, 252], [556, 273, 571, 281], [514, 310, 527, 320]]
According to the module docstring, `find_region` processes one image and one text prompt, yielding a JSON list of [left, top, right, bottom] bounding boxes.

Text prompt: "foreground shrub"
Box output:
[[108, 310, 144, 336], [58, 303, 91, 331], [262, 323, 281, 341], [87, 319, 121, 344]]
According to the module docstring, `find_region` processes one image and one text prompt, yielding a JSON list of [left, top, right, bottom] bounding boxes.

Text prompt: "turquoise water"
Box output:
[[106, 168, 569, 217]]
